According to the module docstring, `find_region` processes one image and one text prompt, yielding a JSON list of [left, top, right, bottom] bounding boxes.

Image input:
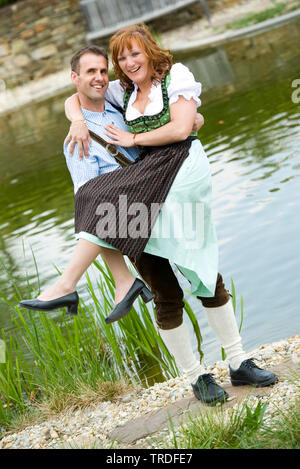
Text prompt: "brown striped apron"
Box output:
[[74, 137, 196, 259]]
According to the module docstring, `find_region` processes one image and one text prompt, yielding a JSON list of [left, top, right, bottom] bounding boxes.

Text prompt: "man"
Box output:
[[65, 46, 278, 405]]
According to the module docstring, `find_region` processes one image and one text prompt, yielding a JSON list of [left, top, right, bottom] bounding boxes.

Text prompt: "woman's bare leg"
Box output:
[[100, 248, 135, 305], [38, 239, 135, 305], [38, 239, 103, 300]]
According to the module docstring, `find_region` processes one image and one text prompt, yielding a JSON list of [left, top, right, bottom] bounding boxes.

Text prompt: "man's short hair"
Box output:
[[70, 46, 108, 74]]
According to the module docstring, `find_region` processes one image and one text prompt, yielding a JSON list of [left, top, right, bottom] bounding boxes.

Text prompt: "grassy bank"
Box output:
[[53, 386, 300, 449], [226, 0, 300, 30], [160, 383, 300, 449], [0, 255, 298, 449], [0, 256, 210, 435]]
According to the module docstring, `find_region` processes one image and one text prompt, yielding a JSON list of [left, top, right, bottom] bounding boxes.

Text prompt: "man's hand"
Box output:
[[65, 121, 92, 159], [192, 113, 204, 134]]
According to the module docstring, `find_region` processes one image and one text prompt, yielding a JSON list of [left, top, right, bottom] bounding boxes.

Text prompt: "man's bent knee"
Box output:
[[132, 253, 185, 330], [155, 307, 183, 330]]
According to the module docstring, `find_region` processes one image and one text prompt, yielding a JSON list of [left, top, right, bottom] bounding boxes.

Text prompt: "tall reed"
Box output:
[[0, 254, 239, 432], [0, 255, 202, 431]]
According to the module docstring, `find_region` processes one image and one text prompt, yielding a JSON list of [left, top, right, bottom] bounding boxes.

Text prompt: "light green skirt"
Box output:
[[77, 139, 219, 297]]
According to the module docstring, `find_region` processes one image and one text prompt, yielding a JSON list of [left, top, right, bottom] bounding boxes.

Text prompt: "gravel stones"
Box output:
[[0, 335, 299, 449]]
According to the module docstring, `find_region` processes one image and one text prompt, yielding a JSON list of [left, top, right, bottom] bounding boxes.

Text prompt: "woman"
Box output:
[[71, 26, 218, 315]]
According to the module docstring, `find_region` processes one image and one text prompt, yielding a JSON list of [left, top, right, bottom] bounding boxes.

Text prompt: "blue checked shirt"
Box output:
[[64, 101, 138, 193]]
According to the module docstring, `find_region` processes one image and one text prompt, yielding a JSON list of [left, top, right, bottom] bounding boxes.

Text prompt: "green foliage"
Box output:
[[0, 252, 245, 436], [0, 254, 181, 431], [161, 390, 300, 449], [0, 0, 22, 8], [183, 298, 204, 363], [162, 400, 269, 449], [233, 400, 268, 437], [226, 3, 286, 30], [0, 295, 117, 425], [147, 26, 162, 46], [258, 398, 300, 449], [86, 259, 179, 383]]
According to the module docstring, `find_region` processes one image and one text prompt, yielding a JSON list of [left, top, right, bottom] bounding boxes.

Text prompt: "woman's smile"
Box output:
[[127, 66, 141, 73]]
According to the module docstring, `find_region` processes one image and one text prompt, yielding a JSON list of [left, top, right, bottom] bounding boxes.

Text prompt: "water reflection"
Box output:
[[183, 47, 236, 90]]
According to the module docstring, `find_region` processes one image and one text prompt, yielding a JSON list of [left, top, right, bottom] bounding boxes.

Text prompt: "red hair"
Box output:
[[109, 24, 173, 90]]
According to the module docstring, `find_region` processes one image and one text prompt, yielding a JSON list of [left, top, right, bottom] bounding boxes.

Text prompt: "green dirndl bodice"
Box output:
[[123, 74, 172, 133]]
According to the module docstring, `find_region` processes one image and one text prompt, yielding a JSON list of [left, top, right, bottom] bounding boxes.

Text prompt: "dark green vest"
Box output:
[[123, 73, 197, 136]]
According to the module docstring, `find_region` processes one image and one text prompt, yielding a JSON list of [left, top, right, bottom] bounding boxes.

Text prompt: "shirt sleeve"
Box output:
[[64, 141, 102, 194], [168, 63, 202, 107], [105, 80, 125, 109]]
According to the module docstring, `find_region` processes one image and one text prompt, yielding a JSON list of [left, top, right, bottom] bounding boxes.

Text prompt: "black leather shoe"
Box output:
[[19, 292, 79, 316], [105, 278, 154, 324], [192, 374, 229, 406], [230, 358, 278, 387]]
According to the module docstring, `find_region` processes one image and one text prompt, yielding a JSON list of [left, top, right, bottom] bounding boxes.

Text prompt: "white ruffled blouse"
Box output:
[[105, 63, 202, 121]]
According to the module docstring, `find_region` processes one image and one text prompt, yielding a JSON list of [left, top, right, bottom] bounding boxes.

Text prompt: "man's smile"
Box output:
[[91, 83, 106, 89]]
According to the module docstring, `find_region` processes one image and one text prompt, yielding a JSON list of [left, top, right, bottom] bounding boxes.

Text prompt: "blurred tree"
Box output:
[[0, 0, 21, 8]]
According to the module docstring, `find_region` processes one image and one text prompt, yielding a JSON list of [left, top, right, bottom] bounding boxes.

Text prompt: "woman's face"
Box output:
[[117, 39, 152, 86]]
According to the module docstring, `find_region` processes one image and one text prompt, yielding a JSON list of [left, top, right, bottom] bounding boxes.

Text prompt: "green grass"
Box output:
[[0, 0, 21, 8], [168, 400, 269, 449], [0, 254, 203, 434], [226, 3, 287, 30], [286, 0, 300, 13], [158, 379, 300, 449], [0, 251, 244, 438], [2, 252, 297, 449]]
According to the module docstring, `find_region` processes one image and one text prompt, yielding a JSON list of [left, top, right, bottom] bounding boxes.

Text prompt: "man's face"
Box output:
[[71, 53, 109, 102]]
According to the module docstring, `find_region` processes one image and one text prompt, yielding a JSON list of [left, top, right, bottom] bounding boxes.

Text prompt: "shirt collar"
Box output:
[[81, 100, 117, 118]]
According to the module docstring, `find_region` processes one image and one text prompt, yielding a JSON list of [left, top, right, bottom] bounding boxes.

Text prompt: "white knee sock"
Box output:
[[204, 300, 247, 370], [158, 322, 206, 384]]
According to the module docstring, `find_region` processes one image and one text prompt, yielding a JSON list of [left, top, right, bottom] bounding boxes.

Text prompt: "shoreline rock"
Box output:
[[0, 334, 299, 449]]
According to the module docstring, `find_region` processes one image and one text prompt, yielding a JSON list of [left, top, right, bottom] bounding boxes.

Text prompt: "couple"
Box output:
[[19, 24, 277, 405]]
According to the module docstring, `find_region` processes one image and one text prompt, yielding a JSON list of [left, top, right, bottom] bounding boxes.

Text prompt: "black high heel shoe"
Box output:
[[18, 292, 79, 316], [105, 278, 154, 324]]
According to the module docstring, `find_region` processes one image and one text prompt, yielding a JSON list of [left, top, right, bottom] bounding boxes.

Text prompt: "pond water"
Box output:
[[0, 19, 300, 367]]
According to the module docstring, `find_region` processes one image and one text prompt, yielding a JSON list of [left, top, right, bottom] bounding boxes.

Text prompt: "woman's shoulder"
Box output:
[[106, 80, 125, 108], [168, 63, 202, 106], [169, 62, 197, 82], [170, 62, 190, 72]]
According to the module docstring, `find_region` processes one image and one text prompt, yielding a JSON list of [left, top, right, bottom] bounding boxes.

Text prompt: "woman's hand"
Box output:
[[65, 121, 92, 159], [104, 124, 135, 147], [192, 113, 204, 133]]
